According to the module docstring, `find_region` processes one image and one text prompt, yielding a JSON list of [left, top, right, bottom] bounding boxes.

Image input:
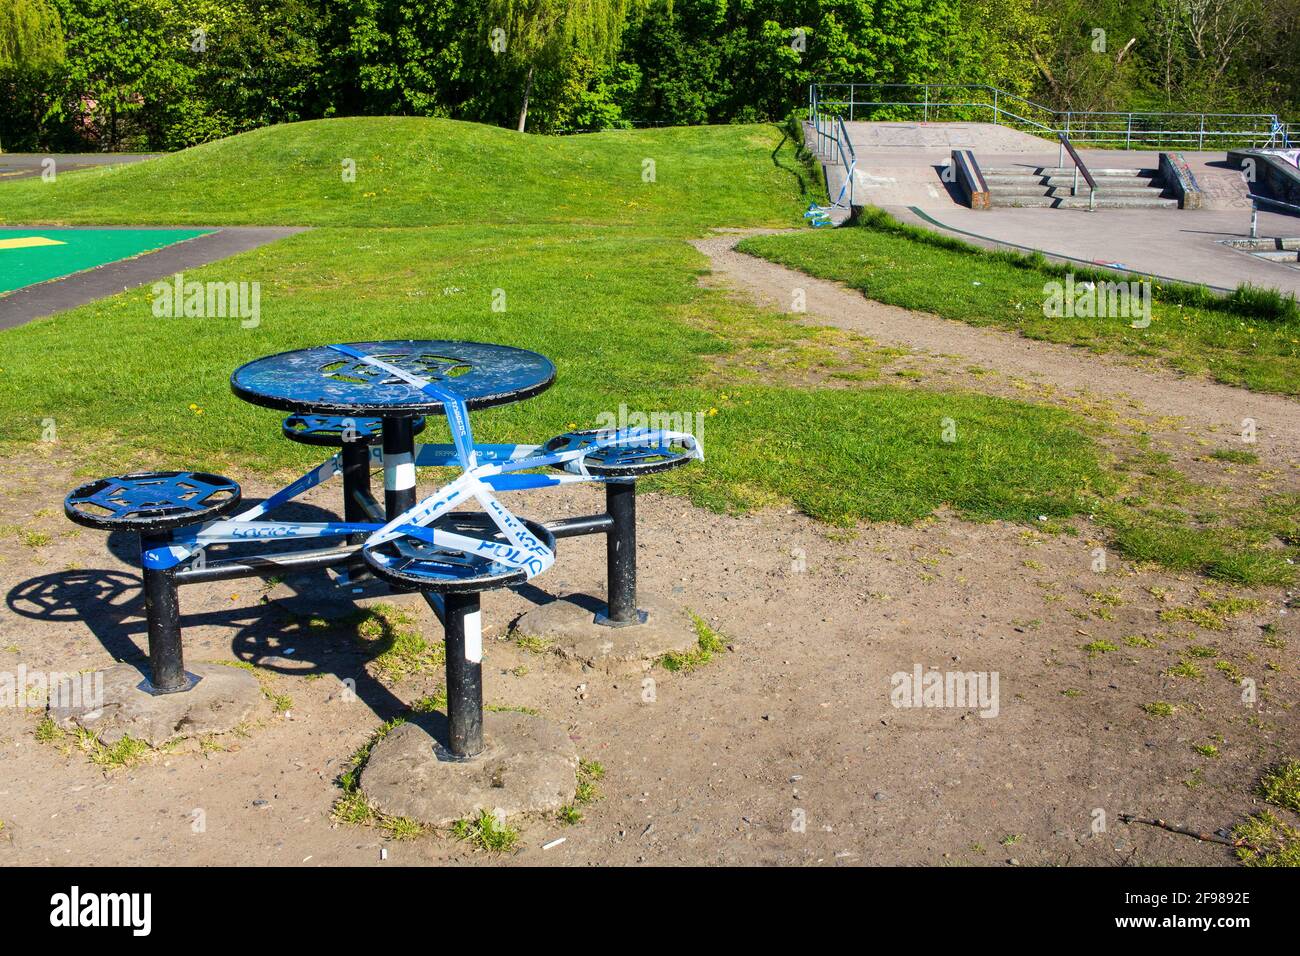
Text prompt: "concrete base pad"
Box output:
[[513, 592, 697, 674], [50, 662, 264, 747], [360, 712, 577, 827]]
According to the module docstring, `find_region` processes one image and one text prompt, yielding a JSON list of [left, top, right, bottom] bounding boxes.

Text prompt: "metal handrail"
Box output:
[[807, 95, 857, 208], [1252, 194, 1300, 215], [1249, 195, 1300, 238], [810, 82, 1293, 151], [1057, 133, 1097, 211]]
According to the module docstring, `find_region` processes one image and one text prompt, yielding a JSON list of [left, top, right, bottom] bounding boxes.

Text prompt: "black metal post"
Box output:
[[175, 543, 361, 585], [600, 480, 644, 626], [545, 513, 614, 539], [442, 592, 484, 758], [381, 416, 416, 520], [341, 440, 371, 525], [140, 530, 191, 694], [341, 438, 371, 579]]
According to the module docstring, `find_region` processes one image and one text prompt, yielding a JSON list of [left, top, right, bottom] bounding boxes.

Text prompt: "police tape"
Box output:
[[144, 345, 702, 578], [144, 427, 700, 572]]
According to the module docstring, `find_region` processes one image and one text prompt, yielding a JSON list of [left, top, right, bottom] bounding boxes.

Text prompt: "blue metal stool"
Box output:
[[64, 472, 243, 694]]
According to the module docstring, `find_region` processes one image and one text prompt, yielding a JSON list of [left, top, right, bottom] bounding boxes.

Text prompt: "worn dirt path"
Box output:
[[2, 455, 1295, 867], [692, 232, 1300, 470]]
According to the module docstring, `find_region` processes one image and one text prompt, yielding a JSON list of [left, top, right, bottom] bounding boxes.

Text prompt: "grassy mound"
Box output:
[[0, 117, 819, 232]]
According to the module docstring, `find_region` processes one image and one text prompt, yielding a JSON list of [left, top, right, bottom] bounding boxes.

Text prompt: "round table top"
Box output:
[[230, 340, 556, 417]]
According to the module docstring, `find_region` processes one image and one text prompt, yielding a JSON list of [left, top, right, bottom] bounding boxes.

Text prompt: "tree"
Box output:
[[323, 0, 462, 117], [0, 0, 65, 71], [50, 0, 178, 150], [486, 0, 633, 131], [0, 0, 65, 149]]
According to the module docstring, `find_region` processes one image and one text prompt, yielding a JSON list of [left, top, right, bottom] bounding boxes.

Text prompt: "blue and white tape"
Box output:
[[144, 344, 702, 580]]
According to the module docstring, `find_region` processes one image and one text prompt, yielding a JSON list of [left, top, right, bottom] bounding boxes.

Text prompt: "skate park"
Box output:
[[808, 85, 1300, 295]]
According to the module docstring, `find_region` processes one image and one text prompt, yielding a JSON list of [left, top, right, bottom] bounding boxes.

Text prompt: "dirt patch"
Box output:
[[0, 446, 1295, 866]]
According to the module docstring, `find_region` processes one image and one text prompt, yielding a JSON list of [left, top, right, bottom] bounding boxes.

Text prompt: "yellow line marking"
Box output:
[[0, 236, 67, 249]]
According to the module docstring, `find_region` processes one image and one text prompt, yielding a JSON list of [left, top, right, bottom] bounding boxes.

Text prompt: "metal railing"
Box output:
[[1249, 195, 1300, 237], [807, 92, 857, 208], [1057, 133, 1098, 211], [1253, 194, 1300, 215], [810, 83, 1293, 150]]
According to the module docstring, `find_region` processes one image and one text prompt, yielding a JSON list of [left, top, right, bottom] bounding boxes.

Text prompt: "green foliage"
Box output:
[[487, 0, 637, 129], [1226, 284, 1300, 324], [49, 0, 200, 150], [452, 809, 520, 852], [1258, 759, 1300, 814], [350, 602, 446, 683], [0, 0, 66, 149], [324, 0, 461, 118], [0, 0, 65, 71], [489, 0, 631, 68], [660, 612, 728, 671], [1081, 639, 1118, 657], [1235, 811, 1300, 867], [2, 0, 1296, 149]]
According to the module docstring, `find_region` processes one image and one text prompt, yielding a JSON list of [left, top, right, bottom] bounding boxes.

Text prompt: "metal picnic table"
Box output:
[[65, 339, 702, 763]]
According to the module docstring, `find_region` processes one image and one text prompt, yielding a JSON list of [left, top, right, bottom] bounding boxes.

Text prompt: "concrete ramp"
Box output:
[[843, 121, 1054, 153], [849, 163, 953, 207], [1193, 156, 1267, 211]]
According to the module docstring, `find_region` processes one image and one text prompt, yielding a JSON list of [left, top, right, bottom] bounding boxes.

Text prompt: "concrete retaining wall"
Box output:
[[1228, 149, 1300, 211], [1158, 152, 1204, 209], [950, 149, 990, 209]]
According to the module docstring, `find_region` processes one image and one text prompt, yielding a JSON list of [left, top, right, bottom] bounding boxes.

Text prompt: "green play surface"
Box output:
[[0, 227, 213, 294]]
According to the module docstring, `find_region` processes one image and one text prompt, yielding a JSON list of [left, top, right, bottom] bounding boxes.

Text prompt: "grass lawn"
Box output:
[[738, 211, 1300, 397], [0, 117, 819, 234], [0, 223, 1108, 527], [0, 119, 1294, 586]]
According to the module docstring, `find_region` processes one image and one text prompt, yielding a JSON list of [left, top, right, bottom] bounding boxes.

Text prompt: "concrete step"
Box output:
[[1056, 195, 1179, 210], [980, 166, 1046, 177], [989, 194, 1179, 210], [988, 195, 1058, 208], [988, 184, 1169, 200], [983, 174, 1048, 186], [1042, 174, 1153, 188], [977, 156, 1177, 210], [987, 183, 1053, 197], [1045, 184, 1168, 198], [1035, 166, 1149, 177], [982, 165, 1149, 177]]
